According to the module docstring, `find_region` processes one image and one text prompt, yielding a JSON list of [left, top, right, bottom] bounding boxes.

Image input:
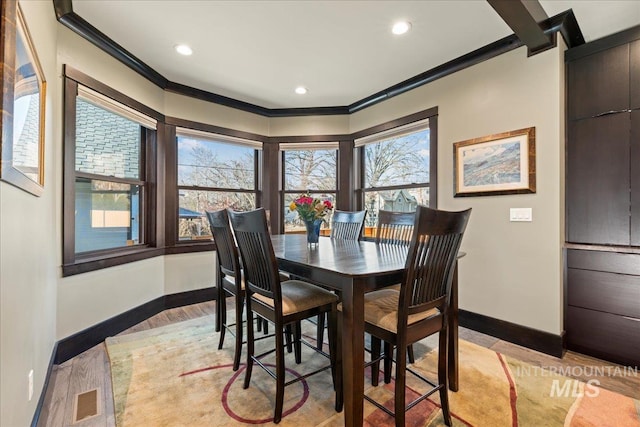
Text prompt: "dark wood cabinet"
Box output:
[[567, 113, 630, 245], [631, 111, 640, 246], [566, 250, 640, 367], [566, 28, 640, 367], [630, 41, 640, 110], [567, 43, 629, 120]]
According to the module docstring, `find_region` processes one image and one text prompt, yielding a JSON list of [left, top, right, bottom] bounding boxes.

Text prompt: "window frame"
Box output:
[[280, 143, 339, 234], [62, 68, 163, 276], [354, 108, 438, 217], [175, 128, 261, 242]]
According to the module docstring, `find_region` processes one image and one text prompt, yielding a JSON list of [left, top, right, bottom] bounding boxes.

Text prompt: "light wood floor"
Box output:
[[37, 301, 640, 426]]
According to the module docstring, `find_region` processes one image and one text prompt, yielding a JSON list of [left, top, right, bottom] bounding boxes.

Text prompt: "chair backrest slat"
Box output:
[[229, 208, 282, 303], [205, 209, 240, 278], [375, 210, 416, 246], [400, 206, 471, 319], [330, 210, 366, 240]]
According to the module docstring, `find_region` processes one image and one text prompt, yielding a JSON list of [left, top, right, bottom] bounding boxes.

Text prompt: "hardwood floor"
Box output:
[[37, 300, 639, 426]]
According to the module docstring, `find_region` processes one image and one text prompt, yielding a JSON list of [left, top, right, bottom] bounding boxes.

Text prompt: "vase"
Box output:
[[304, 219, 322, 246]]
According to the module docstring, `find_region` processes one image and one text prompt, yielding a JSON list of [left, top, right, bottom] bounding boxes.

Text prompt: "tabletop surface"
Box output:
[[271, 234, 408, 277]]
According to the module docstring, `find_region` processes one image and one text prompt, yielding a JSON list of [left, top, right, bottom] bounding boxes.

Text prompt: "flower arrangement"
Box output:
[[289, 194, 333, 222]]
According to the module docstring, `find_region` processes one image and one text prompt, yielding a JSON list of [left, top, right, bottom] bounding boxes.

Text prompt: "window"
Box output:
[[357, 118, 432, 236], [177, 128, 261, 240], [281, 143, 338, 234], [72, 87, 155, 254]]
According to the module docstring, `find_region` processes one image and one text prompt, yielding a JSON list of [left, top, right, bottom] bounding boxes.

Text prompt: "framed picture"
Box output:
[[0, 2, 46, 196], [454, 127, 535, 197]]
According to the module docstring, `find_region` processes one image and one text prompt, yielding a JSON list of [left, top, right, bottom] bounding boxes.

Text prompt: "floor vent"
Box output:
[[73, 388, 100, 423]]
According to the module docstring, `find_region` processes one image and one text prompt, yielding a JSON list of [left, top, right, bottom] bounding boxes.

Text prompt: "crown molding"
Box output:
[[53, 0, 582, 117]]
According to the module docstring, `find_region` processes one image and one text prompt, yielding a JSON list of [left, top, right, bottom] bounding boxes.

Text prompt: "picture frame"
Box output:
[[0, 2, 46, 196], [453, 127, 535, 197]]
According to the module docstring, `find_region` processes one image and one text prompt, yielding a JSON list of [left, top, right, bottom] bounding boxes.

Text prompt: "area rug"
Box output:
[[105, 315, 640, 426]]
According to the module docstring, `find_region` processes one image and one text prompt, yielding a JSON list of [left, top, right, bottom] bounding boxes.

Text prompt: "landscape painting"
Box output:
[[454, 127, 535, 197]]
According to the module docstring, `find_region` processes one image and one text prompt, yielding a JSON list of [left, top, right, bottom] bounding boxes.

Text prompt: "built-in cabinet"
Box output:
[[566, 29, 640, 367]]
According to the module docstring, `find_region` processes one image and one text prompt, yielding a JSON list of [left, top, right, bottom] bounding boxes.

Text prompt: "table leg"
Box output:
[[341, 281, 365, 426], [448, 261, 459, 392], [215, 263, 222, 333]]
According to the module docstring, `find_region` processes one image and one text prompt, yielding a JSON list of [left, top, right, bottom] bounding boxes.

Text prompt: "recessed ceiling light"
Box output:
[[392, 21, 411, 35], [295, 86, 308, 95], [175, 44, 193, 56]]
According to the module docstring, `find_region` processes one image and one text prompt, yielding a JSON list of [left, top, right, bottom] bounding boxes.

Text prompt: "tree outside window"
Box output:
[[282, 148, 337, 234], [177, 135, 258, 240], [361, 125, 430, 232]]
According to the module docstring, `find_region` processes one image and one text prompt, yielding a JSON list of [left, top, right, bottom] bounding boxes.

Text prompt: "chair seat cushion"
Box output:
[[363, 288, 438, 333], [252, 280, 338, 315]]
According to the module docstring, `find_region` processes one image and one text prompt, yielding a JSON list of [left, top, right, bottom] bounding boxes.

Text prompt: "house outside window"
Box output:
[[356, 118, 432, 236], [281, 143, 338, 234], [73, 87, 155, 254], [176, 128, 261, 240]]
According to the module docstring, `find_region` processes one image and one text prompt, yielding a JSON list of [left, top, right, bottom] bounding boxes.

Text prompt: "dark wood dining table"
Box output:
[[271, 234, 463, 426]]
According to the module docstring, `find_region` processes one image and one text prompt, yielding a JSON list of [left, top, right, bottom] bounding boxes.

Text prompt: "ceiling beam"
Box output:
[[487, 0, 556, 56]]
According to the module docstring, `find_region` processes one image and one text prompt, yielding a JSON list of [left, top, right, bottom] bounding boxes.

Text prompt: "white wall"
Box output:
[[0, 2, 58, 426], [351, 45, 565, 335]]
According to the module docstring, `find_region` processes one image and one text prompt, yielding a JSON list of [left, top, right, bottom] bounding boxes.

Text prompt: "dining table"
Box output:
[[271, 234, 464, 426]]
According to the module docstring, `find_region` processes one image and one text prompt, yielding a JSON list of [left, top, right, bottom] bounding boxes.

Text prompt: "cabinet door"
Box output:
[[630, 41, 640, 109], [632, 111, 640, 245], [567, 113, 630, 245], [567, 44, 629, 120]]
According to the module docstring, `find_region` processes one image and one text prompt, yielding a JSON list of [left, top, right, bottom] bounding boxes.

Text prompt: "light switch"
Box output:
[[510, 208, 532, 222]]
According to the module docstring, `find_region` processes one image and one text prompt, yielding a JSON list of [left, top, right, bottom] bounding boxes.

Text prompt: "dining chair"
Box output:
[[364, 205, 471, 426], [373, 210, 418, 368], [229, 208, 343, 424], [375, 210, 415, 245], [329, 210, 366, 240], [314, 209, 367, 349], [206, 209, 284, 371]]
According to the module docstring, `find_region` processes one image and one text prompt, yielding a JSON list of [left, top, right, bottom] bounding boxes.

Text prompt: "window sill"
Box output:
[[62, 243, 216, 277]]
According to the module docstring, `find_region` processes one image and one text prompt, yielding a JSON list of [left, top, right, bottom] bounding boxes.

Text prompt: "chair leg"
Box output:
[[438, 328, 452, 426], [215, 283, 223, 333], [262, 318, 269, 334], [394, 343, 407, 427], [407, 344, 415, 364], [218, 291, 227, 350], [316, 313, 325, 350], [243, 307, 255, 390], [371, 336, 381, 386], [232, 293, 243, 371], [333, 307, 343, 412], [285, 324, 293, 353], [274, 320, 286, 424], [383, 341, 393, 384], [293, 321, 302, 364]]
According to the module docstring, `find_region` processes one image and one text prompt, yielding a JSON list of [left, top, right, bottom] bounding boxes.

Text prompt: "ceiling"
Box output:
[[70, 1, 640, 110]]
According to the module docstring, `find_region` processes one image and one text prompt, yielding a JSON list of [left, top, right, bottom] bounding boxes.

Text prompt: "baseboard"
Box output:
[[54, 287, 216, 365], [31, 342, 58, 427], [459, 309, 565, 358]]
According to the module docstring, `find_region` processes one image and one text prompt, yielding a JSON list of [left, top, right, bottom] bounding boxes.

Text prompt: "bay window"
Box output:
[[281, 143, 338, 234], [356, 118, 433, 235], [176, 128, 261, 240], [63, 79, 158, 272]]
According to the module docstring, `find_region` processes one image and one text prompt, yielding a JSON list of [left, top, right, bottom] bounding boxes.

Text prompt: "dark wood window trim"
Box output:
[[62, 68, 439, 276], [169, 117, 263, 243], [354, 108, 439, 211], [62, 67, 164, 276]]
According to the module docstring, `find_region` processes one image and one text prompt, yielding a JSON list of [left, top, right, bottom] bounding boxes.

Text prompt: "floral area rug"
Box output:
[[105, 315, 640, 426]]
